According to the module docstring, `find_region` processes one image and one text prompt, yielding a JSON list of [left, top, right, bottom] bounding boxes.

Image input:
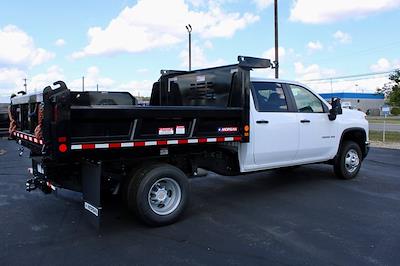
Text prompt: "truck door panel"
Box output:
[[250, 82, 299, 168], [288, 84, 336, 161]]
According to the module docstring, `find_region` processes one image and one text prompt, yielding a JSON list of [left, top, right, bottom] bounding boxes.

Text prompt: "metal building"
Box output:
[[319, 92, 384, 115]]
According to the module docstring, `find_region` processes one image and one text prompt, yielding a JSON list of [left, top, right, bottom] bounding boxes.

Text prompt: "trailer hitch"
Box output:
[[26, 178, 37, 192], [25, 177, 53, 194]]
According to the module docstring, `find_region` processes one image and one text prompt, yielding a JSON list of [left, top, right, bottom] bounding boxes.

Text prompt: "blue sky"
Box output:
[[0, 0, 399, 102]]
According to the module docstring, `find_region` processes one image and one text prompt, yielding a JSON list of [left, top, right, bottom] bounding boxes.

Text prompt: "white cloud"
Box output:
[[179, 43, 225, 69], [0, 65, 66, 102], [0, 67, 26, 102], [203, 40, 213, 49], [54, 38, 66, 47], [306, 76, 391, 94], [0, 25, 54, 67], [188, 0, 206, 8], [253, 0, 274, 10], [369, 57, 400, 72], [333, 30, 352, 44], [307, 41, 323, 51], [118, 80, 154, 97], [70, 66, 115, 91], [251, 68, 278, 79], [72, 0, 259, 58], [262, 47, 286, 60], [29, 65, 65, 91], [136, 68, 149, 74], [370, 58, 391, 72], [250, 47, 287, 78], [294, 62, 336, 81], [290, 0, 400, 24]]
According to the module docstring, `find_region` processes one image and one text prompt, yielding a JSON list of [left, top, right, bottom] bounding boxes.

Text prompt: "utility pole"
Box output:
[[82, 76, 85, 92], [185, 24, 192, 71], [96, 84, 99, 92], [274, 0, 279, 79], [23, 78, 27, 93]]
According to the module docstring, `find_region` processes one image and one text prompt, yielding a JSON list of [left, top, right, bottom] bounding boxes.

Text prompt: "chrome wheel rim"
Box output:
[[148, 178, 181, 216], [344, 149, 360, 173]]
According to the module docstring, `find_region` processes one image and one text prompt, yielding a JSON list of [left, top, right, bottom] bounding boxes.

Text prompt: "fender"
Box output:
[[336, 127, 369, 159]]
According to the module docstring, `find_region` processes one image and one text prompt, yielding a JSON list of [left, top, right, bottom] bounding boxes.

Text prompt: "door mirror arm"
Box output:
[[328, 97, 342, 121]]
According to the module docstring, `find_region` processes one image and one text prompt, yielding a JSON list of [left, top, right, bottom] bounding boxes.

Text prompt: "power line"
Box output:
[[301, 69, 398, 83], [305, 73, 390, 84]]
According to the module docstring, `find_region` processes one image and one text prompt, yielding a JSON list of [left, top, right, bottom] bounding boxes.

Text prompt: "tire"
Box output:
[[334, 141, 362, 179], [126, 163, 189, 226]]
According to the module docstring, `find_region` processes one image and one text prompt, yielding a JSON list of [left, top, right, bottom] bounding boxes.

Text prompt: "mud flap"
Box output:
[[81, 160, 102, 231]]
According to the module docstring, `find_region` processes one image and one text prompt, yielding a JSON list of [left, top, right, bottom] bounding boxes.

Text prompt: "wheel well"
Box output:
[[341, 128, 367, 158]]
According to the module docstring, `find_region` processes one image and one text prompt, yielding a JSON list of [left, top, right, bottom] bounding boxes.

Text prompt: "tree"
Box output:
[[377, 70, 400, 106], [388, 70, 400, 106]]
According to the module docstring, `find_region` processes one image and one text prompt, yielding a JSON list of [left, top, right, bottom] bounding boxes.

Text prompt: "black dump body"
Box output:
[[9, 56, 270, 191]]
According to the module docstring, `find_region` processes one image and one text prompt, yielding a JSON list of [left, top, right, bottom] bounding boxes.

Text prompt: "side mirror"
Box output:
[[328, 97, 342, 121]]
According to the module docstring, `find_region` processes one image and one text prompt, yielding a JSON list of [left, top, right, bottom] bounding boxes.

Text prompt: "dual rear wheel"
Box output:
[[124, 163, 189, 226]]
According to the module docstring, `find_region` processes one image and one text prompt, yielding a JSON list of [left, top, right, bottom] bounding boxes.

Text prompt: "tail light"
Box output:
[[57, 136, 68, 153], [58, 143, 68, 153]]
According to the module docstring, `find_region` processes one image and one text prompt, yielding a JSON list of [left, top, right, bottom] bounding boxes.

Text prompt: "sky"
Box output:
[[0, 0, 399, 102]]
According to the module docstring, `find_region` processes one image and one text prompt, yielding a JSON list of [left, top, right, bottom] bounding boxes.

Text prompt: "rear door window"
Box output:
[[252, 82, 288, 112]]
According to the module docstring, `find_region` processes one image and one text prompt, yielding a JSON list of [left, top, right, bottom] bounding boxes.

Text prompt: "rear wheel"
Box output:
[[334, 141, 362, 179], [126, 163, 189, 226]]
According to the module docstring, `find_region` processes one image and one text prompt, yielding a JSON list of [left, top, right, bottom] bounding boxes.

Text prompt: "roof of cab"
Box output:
[[250, 76, 304, 86]]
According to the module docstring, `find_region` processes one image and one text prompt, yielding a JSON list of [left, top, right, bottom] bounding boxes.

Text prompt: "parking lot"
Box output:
[[0, 138, 399, 265]]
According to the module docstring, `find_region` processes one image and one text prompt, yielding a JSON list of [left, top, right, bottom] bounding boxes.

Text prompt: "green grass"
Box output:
[[367, 119, 400, 125], [369, 130, 400, 142], [367, 116, 400, 124]]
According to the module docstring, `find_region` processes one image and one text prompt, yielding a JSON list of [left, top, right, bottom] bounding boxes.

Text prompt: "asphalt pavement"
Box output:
[[0, 139, 400, 265], [369, 123, 400, 132]]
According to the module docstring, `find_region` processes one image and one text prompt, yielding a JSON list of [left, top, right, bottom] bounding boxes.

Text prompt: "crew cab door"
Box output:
[[287, 84, 337, 162], [249, 82, 299, 169]]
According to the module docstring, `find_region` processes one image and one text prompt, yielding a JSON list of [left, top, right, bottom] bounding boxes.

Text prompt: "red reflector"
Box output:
[[58, 144, 68, 153], [135, 141, 145, 147], [217, 137, 225, 142], [157, 140, 167, 145], [109, 143, 121, 148], [199, 138, 207, 143], [58, 137, 67, 142], [234, 136, 242, 141], [178, 139, 188, 144], [82, 144, 95, 150]]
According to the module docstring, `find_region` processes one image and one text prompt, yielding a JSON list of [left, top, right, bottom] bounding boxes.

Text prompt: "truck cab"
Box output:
[[240, 78, 369, 173]]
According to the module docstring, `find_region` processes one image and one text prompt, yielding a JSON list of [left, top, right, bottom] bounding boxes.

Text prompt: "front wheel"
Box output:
[[126, 163, 189, 226], [334, 141, 362, 179]]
